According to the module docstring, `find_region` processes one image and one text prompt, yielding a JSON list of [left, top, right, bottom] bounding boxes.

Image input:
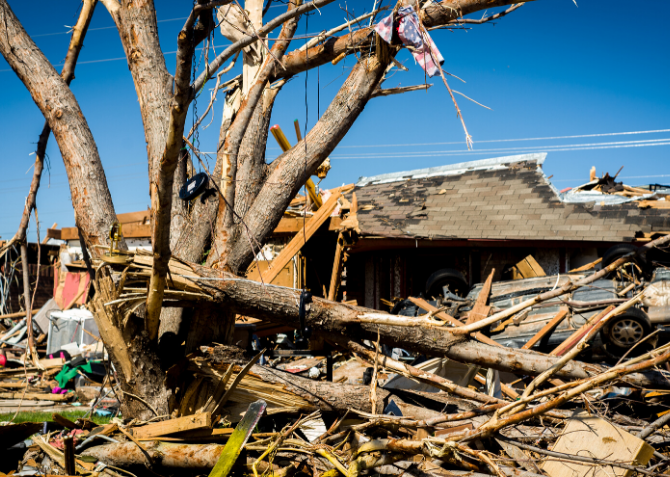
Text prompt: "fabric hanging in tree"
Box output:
[[375, 6, 444, 77]]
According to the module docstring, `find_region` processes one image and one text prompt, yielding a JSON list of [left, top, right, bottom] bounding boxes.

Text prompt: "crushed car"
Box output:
[[393, 245, 670, 361]]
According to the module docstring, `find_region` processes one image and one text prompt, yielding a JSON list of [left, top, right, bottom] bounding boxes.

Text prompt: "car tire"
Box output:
[[602, 244, 649, 278], [425, 268, 469, 299], [601, 308, 656, 359]]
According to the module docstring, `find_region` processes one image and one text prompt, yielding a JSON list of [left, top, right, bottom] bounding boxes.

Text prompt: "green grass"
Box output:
[[0, 410, 113, 425]]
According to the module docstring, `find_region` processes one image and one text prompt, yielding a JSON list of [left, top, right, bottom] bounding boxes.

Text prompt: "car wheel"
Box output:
[[602, 244, 649, 279], [425, 268, 469, 299], [601, 308, 656, 359]]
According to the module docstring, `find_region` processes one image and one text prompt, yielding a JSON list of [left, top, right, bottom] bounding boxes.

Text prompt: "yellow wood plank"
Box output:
[[132, 412, 212, 440], [261, 190, 342, 284]]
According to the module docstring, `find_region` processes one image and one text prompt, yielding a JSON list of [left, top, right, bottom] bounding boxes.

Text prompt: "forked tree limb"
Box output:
[[0, 0, 119, 250], [208, 0, 301, 269]]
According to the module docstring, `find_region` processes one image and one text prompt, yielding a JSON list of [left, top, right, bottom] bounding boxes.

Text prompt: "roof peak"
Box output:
[[356, 153, 548, 187]]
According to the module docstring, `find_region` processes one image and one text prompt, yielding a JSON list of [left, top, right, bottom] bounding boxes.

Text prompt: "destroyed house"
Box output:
[[342, 153, 670, 309]]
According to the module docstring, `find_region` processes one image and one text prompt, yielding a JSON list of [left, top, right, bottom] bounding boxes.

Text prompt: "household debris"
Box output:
[[2, 234, 670, 476]]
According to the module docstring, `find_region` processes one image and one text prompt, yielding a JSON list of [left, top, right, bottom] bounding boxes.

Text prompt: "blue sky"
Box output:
[[1, 0, 669, 241]]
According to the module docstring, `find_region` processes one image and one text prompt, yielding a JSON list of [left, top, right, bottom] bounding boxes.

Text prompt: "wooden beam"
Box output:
[[465, 268, 495, 325], [550, 305, 616, 357], [328, 231, 345, 301], [261, 190, 342, 284], [132, 412, 212, 440], [44, 223, 58, 243], [521, 308, 569, 350], [274, 217, 341, 234]]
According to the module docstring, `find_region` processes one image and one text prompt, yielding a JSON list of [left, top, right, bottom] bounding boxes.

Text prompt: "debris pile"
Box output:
[[3, 235, 670, 477]]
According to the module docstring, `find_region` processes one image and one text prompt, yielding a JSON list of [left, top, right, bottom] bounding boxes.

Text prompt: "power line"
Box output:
[[264, 128, 670, 150], [328, 140, 670, 160], [327, 137, 670, 158], [31, 16, 189, 38]]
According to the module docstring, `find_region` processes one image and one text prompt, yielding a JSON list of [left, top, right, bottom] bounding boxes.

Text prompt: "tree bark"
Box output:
[[0, 0, 118, 250], [0, 0, 96, 261], [274, 0, 525, 80]]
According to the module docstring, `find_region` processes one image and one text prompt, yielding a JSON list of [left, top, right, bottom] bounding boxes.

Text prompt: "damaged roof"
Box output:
[[352, 154, 670, 242]]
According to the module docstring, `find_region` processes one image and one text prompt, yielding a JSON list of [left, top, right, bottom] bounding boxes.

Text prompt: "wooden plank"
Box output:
[[261, 190, 342, 284], [328, 232, 345, 301], [569, 257, 602, 273], [550, 305, 615, 357], [246, 260, 294, 288], [132, 412, 212, 440], [514, 255, 546, 279], [521, 308, 569, 350], [274, 216, 342, 234], [116, 210, 151, 223], [0, 392, 70, 401], [52, 413, 80, 429], [465, 268, 495, 325], [44, 224, 59, 242], [39, 357, 65, 369], [542, 414, 654, 477]]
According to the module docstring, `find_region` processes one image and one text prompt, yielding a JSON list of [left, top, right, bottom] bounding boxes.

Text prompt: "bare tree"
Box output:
[[0, 0, 534, 419]]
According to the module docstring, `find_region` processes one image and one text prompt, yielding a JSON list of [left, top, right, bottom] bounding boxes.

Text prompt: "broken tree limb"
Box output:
[[345, 339, 501, 405], [453, 233, 670, 335], [145, 2, 232, 339], [327, 231, 345, 301], [408, 297, 500, 347], [371, 84, 433, 98], [188, 265, 670, 388], [465, 345, 670, 443]]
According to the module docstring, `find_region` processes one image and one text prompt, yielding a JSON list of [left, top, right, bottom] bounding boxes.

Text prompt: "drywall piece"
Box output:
[[542, 413, 654, 477]]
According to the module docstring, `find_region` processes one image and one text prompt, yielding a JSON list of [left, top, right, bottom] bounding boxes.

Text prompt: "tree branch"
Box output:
[[145, 1, 231, 339], [275, 0, 528, 80], [187, 264, 670, 389], [0, 0, 118, 250], [190, 0, 338, 97]]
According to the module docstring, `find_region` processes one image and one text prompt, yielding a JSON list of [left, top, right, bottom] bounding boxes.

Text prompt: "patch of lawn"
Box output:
[[0, 410, 112, 425]]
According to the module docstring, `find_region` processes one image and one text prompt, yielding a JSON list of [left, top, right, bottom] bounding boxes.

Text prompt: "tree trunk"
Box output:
[[193, 265, 670, 389], [0, 0, 118, 250]]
